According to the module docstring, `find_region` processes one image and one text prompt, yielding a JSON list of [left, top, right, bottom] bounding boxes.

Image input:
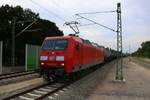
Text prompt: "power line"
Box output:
[[29, 0, 66, 22], [78, 23, 96, 27], [76, 14, 117, 32], [76, 10, 116, 30], [75, 3, 124, 81], [77, 10, 116, 15], [15, 19, 37, 38], [51, 0, 75, 20]]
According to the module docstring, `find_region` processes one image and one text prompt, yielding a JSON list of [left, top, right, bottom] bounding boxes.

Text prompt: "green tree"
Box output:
[[132, 41, 150, 58], [0, 5, 63, 65]]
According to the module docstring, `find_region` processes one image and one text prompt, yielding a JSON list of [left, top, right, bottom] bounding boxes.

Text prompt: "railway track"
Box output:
[[3, 65, 100, 100], [2, 62, 110, 100], [3, 79, 73, 100], [0, 70, 39, 80]]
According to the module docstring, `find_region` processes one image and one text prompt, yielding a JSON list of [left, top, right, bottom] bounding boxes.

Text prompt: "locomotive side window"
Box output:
[[41, 40, 67, 50]]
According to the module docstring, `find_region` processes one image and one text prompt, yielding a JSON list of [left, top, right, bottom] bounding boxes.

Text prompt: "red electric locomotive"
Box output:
[[39, 34, 104, 80]]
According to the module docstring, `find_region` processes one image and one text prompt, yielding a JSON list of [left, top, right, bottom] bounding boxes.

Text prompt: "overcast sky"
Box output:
[[0, 0, 150, 53]]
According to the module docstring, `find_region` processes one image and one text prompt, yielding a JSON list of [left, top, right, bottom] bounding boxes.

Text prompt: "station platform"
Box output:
[[87, 58, 150, 100]]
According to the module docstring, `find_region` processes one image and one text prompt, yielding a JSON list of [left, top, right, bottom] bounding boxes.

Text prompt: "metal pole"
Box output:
[[12, 18, 16, 67], [25, 44, 28, 71], [15, 19, 37, 38], [0, 41, 2, 74], [115, 3, 123, 81], [75, 3, 124, 81]]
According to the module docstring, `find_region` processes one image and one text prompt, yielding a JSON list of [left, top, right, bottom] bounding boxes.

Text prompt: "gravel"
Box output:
[[44, 61, 115, 100], [0, 78, 45, 99], [0, 73, 39, 86]]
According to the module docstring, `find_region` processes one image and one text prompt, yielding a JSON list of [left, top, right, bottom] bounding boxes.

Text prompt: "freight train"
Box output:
[[39, 34, 117, 80]]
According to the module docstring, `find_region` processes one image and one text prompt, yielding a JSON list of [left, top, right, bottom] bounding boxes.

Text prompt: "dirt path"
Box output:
[[87, 58, 150, 100], [131, 57, 150, 69]]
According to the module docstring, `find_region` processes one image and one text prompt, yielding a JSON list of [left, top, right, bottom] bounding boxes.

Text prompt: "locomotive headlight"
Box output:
[[41, 62, 45, 65], [56, 56, 64, 61], [61, 63, 65, 66]]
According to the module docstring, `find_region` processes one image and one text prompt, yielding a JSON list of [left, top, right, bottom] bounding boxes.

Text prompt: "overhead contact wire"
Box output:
[[29, 0, 66, 22]]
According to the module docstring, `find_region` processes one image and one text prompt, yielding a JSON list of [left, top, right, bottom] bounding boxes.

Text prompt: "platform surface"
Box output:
[[87, 58, 150, 100]]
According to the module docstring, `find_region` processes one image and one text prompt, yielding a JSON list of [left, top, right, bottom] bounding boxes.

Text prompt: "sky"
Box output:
[[0, 0, 150, 53]]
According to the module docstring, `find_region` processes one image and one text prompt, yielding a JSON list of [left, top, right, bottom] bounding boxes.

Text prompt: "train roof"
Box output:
[[45, 36, 72, 40], [45, 36, 92, 44], [44, 35, 102, 48]]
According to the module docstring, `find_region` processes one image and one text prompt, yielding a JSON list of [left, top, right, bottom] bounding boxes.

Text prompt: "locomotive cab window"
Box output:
[[41, 39, 68, 50]]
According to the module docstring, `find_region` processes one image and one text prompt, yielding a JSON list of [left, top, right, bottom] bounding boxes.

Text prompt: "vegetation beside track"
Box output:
[[132, 41, 150, 58]]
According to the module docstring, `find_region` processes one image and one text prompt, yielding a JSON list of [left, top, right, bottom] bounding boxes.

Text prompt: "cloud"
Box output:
[[0, 0, 150, 53]]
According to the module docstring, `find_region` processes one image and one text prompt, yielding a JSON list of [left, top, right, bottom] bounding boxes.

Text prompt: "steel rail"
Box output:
[[3, 61, 110, 100], [0, 70, 39, 80], [3, 81, 55, 100]]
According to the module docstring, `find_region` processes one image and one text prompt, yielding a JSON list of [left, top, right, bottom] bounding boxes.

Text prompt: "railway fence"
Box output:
[[25, 44, 40, 71], [0, 43, 40, 74]]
